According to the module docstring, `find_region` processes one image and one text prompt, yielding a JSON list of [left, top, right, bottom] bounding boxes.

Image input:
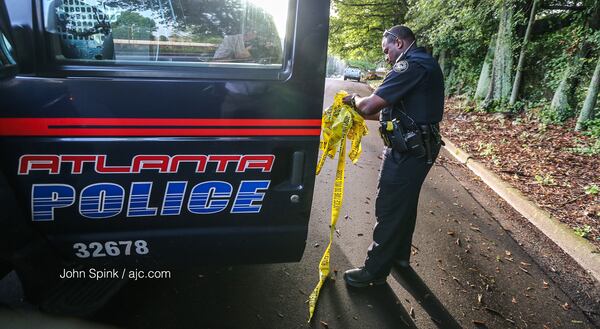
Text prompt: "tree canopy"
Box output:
[[329, 0, 600, 129]]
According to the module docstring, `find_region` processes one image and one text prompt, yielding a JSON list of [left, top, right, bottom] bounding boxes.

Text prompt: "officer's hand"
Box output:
[[342, 93, 357, 107]]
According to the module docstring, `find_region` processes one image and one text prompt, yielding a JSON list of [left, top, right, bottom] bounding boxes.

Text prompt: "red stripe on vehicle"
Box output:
[[0, 118, 322, 136]]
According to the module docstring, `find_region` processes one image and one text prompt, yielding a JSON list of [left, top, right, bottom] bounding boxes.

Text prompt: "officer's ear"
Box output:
[[396, 38, 403, 50]]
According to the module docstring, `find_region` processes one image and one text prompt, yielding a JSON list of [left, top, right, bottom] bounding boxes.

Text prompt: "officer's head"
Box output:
[[382, 26, 416, 65]]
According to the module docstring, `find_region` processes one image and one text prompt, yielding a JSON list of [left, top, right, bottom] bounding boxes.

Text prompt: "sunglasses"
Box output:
[[383, 29, 400, 40]]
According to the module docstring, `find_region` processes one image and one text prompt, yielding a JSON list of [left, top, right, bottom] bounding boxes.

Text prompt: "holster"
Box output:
[[418, 124, 444, 165]]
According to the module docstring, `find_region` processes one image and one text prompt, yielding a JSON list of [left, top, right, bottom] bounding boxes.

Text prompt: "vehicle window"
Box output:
[[42, 0, 289, 69]]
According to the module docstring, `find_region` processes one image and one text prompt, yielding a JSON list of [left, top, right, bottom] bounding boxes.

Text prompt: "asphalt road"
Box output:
[[0, 79, 595, 329]]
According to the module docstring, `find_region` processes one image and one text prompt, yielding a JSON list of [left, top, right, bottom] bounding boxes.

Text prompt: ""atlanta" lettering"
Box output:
[[19, 154, 275, 175]]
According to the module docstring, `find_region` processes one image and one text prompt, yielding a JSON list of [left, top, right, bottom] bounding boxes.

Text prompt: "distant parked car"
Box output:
[[343, 67, 361, 82], [365, 70, 383, 80]]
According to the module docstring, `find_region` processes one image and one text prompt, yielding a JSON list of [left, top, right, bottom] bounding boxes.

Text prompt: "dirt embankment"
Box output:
[[440, 98, 600, 249]]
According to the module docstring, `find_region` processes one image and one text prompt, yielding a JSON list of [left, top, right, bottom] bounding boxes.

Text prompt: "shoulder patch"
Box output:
[[393, 60, 409, 73]]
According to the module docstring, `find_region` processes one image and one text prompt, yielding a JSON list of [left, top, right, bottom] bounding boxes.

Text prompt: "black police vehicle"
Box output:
[[0, 0, 329, 309]]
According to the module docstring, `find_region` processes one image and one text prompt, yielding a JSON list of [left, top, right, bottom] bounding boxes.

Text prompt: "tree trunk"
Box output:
[[550, 68, 573, 118], [475, 34, 496, 101], [550, 45, 589, 120], [483, 1, 514, 109], [576, 57, 600, 131], [441, 50, 455, 96], [438, 49, 447, 77], [445, 61, 455, 96], [510, 0, 539, 105]]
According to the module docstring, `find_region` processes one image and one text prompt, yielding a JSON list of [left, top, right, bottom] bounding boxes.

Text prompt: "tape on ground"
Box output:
[[308, 91, 368, 321]]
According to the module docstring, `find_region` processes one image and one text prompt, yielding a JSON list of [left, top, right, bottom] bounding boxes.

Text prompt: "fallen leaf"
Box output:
[[512, 296, 517, 304], [452, 276, 462, 285], [561, 302, 571, 311], [484, 306, 503, 317], [320, 320, 329, 328], [519, 266, 531, 275]]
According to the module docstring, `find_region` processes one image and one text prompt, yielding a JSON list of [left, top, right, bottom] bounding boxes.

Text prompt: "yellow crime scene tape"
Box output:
[[308, 91, 368, 321]]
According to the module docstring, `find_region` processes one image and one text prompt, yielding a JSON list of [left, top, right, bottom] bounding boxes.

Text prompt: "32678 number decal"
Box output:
[[73, 240, 149, 258]]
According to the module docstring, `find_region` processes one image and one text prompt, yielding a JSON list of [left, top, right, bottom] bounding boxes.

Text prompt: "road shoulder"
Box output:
[[438, 147, 600, 326]]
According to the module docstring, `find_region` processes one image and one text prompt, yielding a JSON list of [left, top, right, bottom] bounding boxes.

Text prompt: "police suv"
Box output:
[[0, 0, 329, 312]]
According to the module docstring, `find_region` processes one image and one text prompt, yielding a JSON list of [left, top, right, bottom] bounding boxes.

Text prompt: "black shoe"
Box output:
[[343, 267, 387, 288]]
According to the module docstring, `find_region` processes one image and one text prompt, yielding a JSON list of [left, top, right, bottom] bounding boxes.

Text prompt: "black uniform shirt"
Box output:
[[374, 47, 444, 124]]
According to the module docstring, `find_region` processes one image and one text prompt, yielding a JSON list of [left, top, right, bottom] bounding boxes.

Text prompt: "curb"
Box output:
[[442, 137, 600, 283]]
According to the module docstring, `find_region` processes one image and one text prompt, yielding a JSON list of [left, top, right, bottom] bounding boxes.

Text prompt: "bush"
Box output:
[[581, 118, 600, 139]]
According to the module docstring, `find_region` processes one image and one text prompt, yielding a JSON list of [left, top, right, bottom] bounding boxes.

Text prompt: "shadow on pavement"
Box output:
[[309, 242, 417, 329], [86, 242, 423, 329], [342, 283, 418, 329], [391, 264, 463, 329]]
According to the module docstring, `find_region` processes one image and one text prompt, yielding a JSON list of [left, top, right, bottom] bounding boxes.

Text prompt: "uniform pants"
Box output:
[[364, 144, 440, 276]]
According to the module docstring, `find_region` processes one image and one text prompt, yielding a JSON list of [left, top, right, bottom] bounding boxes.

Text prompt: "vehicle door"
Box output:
[[0, 0, 330, 266]]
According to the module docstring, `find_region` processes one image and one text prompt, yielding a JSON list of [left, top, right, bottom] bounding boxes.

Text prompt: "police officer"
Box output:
[[342, 25, 444, 287]]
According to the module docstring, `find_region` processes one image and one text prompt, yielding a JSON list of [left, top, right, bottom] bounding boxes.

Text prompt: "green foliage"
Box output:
[[106, 1, 280, 44], [539, 104, 574, 124], [534, 173, 555, 186], [328, 0, 600, 121], [573, 225, 592, 239], [112, 11, 157, 40], [114, 11, 157, 29], [478, 142, 495, 157], [346, 59, 376, 71], [408, 0, 499, 97], [584, 184, 599, 195], [329, 0, 409, 61], [581, 118, 600, 139], [568, 138, 600, 156]]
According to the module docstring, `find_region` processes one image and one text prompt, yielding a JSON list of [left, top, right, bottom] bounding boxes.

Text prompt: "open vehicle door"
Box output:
[[0, 0, 330, 310]]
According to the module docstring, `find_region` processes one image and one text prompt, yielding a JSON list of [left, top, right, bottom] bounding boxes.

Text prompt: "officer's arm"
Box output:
[[353, 94, 388, 121]]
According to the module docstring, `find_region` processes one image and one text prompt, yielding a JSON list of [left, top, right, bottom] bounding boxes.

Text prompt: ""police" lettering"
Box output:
[[31, 180, 270, 221]]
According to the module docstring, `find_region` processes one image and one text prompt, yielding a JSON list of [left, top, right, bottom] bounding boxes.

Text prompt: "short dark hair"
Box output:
[[383, 25, 416, 44]]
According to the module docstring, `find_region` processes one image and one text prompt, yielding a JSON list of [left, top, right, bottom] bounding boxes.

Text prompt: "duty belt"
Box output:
[[378, 120, 443, 164]]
